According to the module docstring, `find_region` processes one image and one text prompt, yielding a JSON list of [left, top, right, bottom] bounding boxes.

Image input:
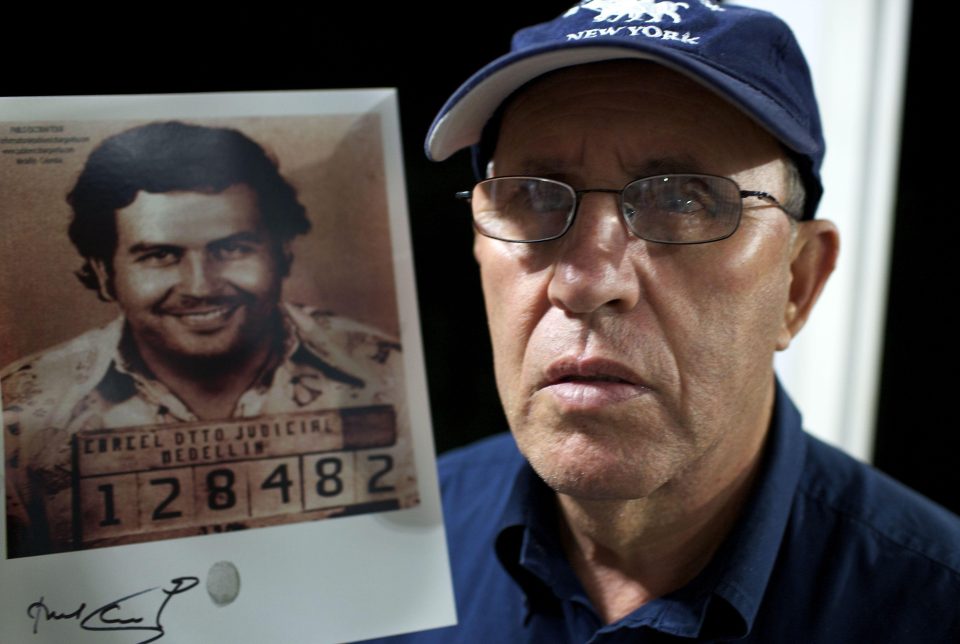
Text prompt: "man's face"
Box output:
[[99, 184, 287, 366], [476, 62, 823, 502]]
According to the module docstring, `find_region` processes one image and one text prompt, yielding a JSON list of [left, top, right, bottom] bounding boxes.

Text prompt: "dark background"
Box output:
[[3, 4, 953, 515]]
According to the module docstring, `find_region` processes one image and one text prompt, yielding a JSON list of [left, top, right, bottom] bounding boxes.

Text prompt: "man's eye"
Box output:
[[659, 196, 703, 214], [523, 183, 570, 214], [211, 242, 256, 261], [532, 192, 570, 214], [135, 248, 180, 266], [658, 181, 717, 216]]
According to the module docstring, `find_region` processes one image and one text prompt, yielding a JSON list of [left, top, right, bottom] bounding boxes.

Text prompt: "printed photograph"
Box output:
[[1, 111, 419, 558]]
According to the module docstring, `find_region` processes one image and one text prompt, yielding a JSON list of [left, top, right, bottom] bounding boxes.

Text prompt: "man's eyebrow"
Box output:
[[127, 242, 181, 255], [207, 231, 265, 247], [627, 155, 704, 177], [504, 155, 704, 179]]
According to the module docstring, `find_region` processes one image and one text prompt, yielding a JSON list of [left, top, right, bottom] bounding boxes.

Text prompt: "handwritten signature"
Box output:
[[27, 576, 199, 643]]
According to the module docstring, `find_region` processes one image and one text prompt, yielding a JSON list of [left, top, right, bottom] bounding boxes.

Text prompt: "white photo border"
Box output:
[[0, 90, 454, 644]]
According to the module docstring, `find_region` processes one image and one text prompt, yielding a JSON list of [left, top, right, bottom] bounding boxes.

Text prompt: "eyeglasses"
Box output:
[[456, 174, 799, 244]]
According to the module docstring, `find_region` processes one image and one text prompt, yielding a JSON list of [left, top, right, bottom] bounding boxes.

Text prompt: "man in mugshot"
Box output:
[[2, 122, 406, 557]]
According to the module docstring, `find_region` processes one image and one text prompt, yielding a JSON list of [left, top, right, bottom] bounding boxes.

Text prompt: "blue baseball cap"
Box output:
[[426, 1, 824, 219]]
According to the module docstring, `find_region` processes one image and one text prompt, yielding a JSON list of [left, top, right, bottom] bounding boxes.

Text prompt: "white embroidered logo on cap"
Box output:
[[562, 0, 714, 44], [565, 0, 690, 24]]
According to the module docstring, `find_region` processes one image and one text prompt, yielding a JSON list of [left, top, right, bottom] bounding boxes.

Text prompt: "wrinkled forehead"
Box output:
[[489, 60, 786, 182], [484, 61, 757, 165], [506, 60, 716, 108]]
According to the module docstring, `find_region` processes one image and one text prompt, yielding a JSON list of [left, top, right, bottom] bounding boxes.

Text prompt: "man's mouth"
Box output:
[[540, 358, 651, 409], [161, 303, 241, 329], [555, 374, 632, 384]]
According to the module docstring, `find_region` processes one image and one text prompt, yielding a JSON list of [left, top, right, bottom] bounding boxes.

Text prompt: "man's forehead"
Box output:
[[497, 154, 704, 178], [492, 60, 783, 181], [115, 185, 267, 246], [500, 60, 762, 135], [507, 60, 708, 107]]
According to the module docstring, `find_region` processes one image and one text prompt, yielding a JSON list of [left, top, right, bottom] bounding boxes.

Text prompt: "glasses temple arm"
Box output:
[[739, 190, 802, 221]]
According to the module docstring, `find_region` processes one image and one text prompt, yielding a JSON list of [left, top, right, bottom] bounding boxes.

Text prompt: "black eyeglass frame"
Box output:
[[456, 174, 801, 245]]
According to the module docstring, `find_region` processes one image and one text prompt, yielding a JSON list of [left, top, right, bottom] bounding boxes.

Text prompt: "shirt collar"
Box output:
[[702, 378, 807, 634], [493, 378, 807, 638], [280, 304, 368, 388]]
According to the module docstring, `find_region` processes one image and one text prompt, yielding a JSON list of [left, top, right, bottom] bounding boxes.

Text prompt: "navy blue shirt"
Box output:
[[374, 382, 960, 642]]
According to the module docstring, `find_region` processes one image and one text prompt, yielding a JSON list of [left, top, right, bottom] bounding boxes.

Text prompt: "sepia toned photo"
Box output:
[[1, 111, 419, 559]]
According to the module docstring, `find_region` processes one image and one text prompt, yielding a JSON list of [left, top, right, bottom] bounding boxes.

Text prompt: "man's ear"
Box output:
[[776, 219, 840, 351], [90, 259, 115, 302]]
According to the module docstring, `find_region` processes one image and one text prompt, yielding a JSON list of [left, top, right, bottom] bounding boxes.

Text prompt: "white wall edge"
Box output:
[[751, 0, 912, 462]]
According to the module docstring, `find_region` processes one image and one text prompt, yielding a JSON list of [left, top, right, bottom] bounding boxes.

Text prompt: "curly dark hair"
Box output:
[[67, 121, 310, 294]]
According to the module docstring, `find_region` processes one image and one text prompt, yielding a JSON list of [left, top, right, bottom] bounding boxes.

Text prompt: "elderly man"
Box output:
[[373, 2, 960, 642], [2, 121, 409, 558]]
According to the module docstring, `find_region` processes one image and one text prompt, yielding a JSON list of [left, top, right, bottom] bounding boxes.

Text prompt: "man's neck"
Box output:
[[148, 350, 273, 420], [556, 385, 774, 624]]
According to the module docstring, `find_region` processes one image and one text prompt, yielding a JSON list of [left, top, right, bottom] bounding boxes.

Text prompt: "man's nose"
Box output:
[[547, 192, 642, 314], [179, 251, 219, 296]]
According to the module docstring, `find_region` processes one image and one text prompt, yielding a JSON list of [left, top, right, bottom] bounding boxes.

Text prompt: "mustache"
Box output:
[[153, 294, 250, 315]]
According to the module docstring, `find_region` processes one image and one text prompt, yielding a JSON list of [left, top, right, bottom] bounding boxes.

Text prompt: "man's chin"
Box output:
[[533, 463, 664, 503], [159, 346, 249, 369], [518, 430, 672, 503], [139, 330, 263, 372], [128, 306, 283, 374]]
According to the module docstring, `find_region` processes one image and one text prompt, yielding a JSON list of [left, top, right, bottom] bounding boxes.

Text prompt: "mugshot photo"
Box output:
[[1, 111, 419, 558]]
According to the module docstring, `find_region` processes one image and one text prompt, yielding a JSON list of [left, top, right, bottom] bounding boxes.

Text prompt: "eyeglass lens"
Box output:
[[470, 175, 743, 244]]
